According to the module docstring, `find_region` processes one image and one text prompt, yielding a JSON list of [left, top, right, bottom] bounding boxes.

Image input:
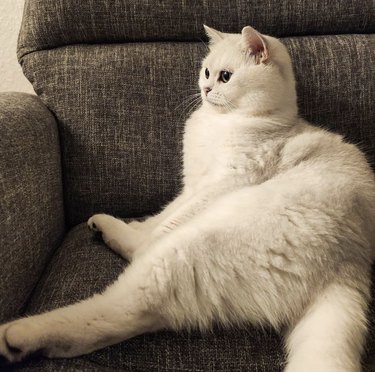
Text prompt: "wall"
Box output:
[[0, 0, 34, 94]]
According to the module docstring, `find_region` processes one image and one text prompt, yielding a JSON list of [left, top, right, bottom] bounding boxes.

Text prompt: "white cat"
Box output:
[[0, 26, 374, 372]]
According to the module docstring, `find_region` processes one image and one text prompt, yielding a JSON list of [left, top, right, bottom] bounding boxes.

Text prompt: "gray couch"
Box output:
[[1, 0, 374, 370]]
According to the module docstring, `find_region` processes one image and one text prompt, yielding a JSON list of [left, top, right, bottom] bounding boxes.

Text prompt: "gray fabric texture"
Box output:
[[18, 0, 375, 58], [8, 224, 374, 371], [0, 93, 65, 322], [19, 35, 375, 227]]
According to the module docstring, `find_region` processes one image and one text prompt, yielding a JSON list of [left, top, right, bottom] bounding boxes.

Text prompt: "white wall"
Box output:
[[0, 0, 35, 94]]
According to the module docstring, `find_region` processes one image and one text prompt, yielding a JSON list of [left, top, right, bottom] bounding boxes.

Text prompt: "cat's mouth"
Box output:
[[205, 97, 224, 107], [204, 91, 231, 109]]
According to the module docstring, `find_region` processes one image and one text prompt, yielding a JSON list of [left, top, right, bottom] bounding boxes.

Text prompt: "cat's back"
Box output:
[[279, 120, 375, 245], [281, 120, 371, 177]]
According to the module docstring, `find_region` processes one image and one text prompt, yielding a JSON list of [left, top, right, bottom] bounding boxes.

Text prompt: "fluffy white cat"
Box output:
[[0, 26, 374, 372]]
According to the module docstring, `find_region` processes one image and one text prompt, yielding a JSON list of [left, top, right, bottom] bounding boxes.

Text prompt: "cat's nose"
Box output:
[[203, 87, 212, 96]]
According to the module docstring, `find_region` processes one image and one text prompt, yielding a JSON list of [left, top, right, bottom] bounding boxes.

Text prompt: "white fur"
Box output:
[[1, 26, 374, 371]]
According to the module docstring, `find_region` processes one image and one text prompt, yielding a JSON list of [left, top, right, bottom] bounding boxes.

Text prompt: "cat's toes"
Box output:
[[88, 214, 111, 232], [88, 214, 116, 235], [0, 324, 15, 364], [87, 215, 100, 231]]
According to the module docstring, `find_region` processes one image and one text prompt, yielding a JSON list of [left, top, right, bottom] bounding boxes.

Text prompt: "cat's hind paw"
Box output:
[[0, 321, 39, 364]]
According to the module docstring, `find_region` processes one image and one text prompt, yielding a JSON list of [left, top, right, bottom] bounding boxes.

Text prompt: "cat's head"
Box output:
[[199, 26, 297, 117]]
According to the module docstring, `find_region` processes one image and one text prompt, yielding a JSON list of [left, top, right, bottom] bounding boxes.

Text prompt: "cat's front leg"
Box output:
[[88, 214, 145, 260], [128, 191, 195, 233], [88, 193, 190, 259]]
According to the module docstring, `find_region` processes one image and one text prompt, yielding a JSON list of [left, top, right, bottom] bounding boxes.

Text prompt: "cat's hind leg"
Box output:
[[0, 258, 165, 363], [285, 283, 368, 372]]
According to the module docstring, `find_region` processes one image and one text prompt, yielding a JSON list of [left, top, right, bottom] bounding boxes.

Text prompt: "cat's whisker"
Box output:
[[178, 96, 201, 113], [186, 99, 202, 117], [174, 94, 202, 123], [186, 96, 202, 108], [180, 88, 201, 94], [198, 37, 210, 52], [181, 96, 202, 118], [222, 100, 232, 113], [174, 93, 201, 112], [222, 95, 236, 113]]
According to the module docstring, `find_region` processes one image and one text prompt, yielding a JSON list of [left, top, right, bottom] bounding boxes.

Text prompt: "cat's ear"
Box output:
[[241, 26, 269, 64], [204, 25, 225, 45]]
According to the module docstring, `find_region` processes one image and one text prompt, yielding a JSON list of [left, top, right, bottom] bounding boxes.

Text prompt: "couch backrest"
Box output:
[[18, 0, 375, 227]]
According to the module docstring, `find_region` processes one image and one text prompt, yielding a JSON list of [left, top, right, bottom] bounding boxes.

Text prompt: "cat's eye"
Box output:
[[205, 68, 210, 79], [219, 70, 232, 83]]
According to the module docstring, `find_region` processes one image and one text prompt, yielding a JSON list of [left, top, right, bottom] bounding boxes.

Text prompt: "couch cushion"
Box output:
[[18, 0, 375, 58], [19, 35, 375, 226], [17, 223, 286, 371]]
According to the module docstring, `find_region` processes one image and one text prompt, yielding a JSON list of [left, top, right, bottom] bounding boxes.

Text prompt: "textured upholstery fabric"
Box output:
[[18, 0, 375, 58], [19, 35, 375, 227], [7, 225, 374, 371], [0, 93, 65, 322]]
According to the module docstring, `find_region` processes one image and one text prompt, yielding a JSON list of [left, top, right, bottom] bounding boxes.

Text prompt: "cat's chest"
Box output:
[[182, 112, 280, 189]]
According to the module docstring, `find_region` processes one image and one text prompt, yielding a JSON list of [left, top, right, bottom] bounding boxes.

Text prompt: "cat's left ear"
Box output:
[[241, 26, 269, 64], [204, 25, 225, 45]]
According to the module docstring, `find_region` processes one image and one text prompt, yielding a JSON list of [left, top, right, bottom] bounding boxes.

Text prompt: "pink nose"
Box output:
[[204, 87, 212, 96]]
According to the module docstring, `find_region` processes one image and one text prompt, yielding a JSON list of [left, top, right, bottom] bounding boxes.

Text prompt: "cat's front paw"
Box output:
[[87, 214, 111, 232], [87, 214, 119, 247]]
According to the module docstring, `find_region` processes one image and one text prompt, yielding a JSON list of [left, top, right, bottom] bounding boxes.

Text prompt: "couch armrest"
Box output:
[[0, 92, 65, 321]]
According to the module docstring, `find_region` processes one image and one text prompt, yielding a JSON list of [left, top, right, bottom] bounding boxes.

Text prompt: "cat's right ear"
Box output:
[[204, 25, 225, 45], [241, 26, 269, 64]]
